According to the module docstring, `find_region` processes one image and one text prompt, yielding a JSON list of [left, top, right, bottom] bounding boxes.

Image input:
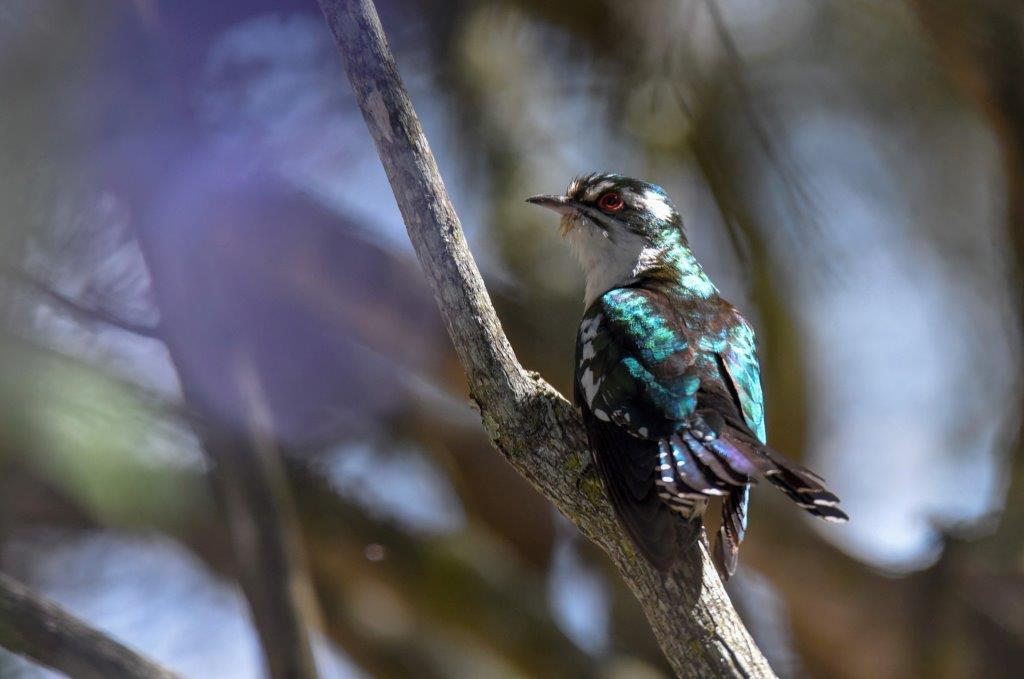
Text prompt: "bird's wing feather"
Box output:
[[713, 313, 762, 576], [574, 288, 701, 569], [718, 313, 766, 443], [713, 311, 847, 576], [575, 288, 698, 438], [581, 407, 685, 570]]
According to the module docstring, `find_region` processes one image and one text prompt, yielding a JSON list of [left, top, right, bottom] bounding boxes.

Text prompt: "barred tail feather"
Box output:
[[716, 431, 849, 523], [667, 410, 848, 525], [758, 446, 848, 522], [714, 486, 749, 579], [583, 398, 846, 572]]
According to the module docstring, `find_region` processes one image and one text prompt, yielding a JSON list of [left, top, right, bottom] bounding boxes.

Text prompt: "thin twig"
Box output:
[[6, 269, 162, 340], [701, 0, 820, 233], [315, 1, 776, 676]]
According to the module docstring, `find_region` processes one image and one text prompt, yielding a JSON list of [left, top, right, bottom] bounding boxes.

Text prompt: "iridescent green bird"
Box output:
[[528, 173, 847, 577]]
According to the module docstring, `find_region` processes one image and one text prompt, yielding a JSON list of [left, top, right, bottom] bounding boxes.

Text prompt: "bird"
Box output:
[[527, 173, 847, 578]]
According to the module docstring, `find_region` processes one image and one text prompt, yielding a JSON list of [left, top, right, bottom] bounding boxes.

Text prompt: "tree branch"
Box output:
[[0, 572, 181, 679], [315, 1, 775, 676]]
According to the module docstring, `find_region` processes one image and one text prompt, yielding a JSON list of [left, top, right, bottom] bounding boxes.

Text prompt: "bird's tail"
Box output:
[[667, 410, 849, 520], [750, 442, 848, 522], [711, 423, 849, 523], [657, 409, 848, 577], [714, 486, 748, 580]]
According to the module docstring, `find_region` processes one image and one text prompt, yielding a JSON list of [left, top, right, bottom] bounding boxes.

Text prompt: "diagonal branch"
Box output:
[[0, 572, 181, 679], [315, 1, 775, 676]]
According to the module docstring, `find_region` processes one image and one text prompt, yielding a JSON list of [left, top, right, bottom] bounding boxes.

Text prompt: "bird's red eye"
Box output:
[[598, 192, 624, 212]]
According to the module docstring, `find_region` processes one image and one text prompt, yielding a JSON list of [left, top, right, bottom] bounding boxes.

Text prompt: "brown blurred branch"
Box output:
[[205, 351, 322, 679], [0, 572, 181, 679], [117, 258, 322, 676], [145, 364, 321, 679], [315, 1, 774, 676]]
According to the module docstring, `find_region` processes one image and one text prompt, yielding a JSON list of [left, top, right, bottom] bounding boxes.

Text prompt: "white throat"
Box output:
[[566, 224, 663, 307]]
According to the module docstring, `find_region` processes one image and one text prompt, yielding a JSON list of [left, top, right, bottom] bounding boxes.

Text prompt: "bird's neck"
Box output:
[[569, 225, 651, 306], [572, 223, 718, 306], [660, 241, 719, 301]]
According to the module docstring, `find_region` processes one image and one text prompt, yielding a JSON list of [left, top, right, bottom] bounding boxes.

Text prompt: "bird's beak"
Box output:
[[526, 194, 574, 215], [527, 194, 580, 236]]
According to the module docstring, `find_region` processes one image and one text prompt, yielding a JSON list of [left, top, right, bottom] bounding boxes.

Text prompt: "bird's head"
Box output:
[[528, 173, 695, 305], [527, 172, 683, 241]]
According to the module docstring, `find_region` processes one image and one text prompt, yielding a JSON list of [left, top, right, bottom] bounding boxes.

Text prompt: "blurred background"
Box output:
[[1, 0, 1022, 677]]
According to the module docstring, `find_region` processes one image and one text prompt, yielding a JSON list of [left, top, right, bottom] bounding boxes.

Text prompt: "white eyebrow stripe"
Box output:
[[620, 188, 641, 206], [584, 179, 617, 201], [635, 188, 675, 221]]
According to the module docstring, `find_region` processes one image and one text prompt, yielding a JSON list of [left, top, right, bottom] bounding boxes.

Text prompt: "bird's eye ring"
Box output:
[[598, 192, 624, 213]]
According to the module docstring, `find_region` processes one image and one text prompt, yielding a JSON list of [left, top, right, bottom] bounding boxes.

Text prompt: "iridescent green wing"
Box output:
[[719, 313, 766, 443], [575, 287, 699, 439]]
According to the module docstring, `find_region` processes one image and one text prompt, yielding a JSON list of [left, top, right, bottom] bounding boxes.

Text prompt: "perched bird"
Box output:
[[528, 173, 847, 577]]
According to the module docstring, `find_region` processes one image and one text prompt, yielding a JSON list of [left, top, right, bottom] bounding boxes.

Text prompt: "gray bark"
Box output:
[[0, 572, 181, 679], [315, 1, 777, 676]]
